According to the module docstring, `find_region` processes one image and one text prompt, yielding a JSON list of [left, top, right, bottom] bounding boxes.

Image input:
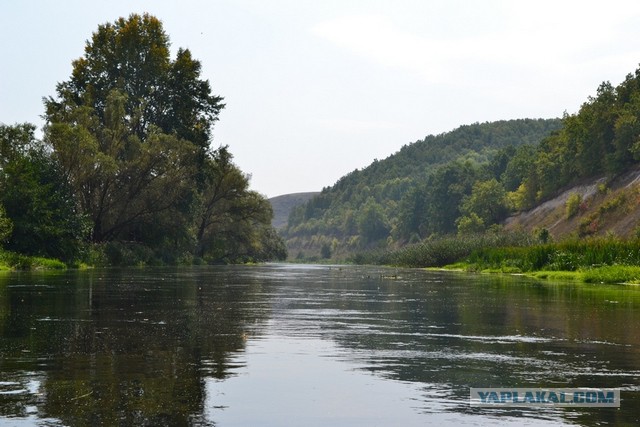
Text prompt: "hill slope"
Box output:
[[505, 166, 640, 239], [282, 118, 562, 260], [269, 192, 319, 230]]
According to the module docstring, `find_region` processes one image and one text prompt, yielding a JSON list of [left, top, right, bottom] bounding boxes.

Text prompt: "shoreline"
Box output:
[[427, 264, 640, 285]]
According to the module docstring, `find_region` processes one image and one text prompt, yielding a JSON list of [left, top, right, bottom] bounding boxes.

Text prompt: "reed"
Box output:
[[467, 238, 640, 273], [359, 234, 640, 284], [363, 231, 534, 268]]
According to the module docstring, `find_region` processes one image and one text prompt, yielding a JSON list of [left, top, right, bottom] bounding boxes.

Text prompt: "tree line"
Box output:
[[0, 14, 286, 266], [283, 119, 562, 259], [286, 63, 640, 260]]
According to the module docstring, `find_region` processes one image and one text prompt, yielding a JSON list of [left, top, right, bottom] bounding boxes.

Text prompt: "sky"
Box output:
[[2, 0, 640, 198]]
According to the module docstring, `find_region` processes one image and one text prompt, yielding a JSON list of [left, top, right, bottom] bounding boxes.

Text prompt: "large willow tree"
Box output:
[[44, 13, 285, 263]]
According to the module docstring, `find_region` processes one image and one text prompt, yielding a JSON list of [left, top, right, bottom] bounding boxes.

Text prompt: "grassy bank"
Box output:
[[0, 250, 67, 271], [353, 232, 536, 267], [354, 233, 640, 284], [449, 264, 640, 284]]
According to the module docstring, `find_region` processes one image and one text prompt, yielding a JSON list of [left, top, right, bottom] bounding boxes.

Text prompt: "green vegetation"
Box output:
[[565, 193, 582, 219], [520, 74, 640, 206], [283, 119, 562, 259], [466, 238, 640, 272], [0, 14, 286, 268], [354, 231, 535, 267], [0, 249, 67, 271], [359, 233, 640, 284], [581, 265, 640, 284], [285, 62, 640, 281]]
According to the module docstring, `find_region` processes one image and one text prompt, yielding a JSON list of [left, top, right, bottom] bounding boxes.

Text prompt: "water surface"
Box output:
[[0, 264, 638, 425]]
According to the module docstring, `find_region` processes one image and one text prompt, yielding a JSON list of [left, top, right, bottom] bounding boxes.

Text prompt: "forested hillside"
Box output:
[[285, 64, 640, 262], [512, 71, 640, 209], [283, 118, 562, 260]]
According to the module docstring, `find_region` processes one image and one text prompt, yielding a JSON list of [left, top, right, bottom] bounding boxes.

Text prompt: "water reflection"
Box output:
[[0, 267, 272, 426], [0, 265, 639, 426]]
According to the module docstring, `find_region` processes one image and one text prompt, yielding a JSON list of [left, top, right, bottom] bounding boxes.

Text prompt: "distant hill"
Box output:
[[282, 118, 562, 260], [275, 63, 640, 263], [269, 192, 320, 230]]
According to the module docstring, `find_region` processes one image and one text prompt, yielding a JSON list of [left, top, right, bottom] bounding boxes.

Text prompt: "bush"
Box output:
[[366, 231, 534, 268], [456, 213, 485, 235], [565, 193, 582, 219], [0, 250, 66, 270], [31, 257, 66, 270]]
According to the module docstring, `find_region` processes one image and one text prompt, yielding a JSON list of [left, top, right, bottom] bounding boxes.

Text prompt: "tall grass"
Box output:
[[354, 231, 535, 268], [581, 265, 640, 284], [354, 233, 640, 282], [0, 250, 67, 270], [468, 238, 640, 273]]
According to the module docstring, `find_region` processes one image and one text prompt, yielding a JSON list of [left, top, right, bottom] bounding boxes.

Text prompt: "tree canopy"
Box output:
[[282, 119, 562, 259], [0, 13, 286, 265], [515, 70, 640, 208], [0, 124, 87, 262]]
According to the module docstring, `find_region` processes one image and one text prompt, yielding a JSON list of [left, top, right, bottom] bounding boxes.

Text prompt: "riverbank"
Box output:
[[0, 250, 67, 271], [460, 238, 640, 284], [354, 233, 640, 285], [439, 263, 640, 285]]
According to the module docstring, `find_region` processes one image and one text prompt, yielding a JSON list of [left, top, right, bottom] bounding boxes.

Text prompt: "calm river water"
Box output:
[[0, 264, 639, 426]]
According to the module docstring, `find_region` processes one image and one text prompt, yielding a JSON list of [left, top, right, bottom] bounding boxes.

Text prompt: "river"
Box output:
[[0, 264, 638, 426]]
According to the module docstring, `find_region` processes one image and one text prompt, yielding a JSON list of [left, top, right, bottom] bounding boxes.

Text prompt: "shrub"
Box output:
[[565, 193, 582, 219]]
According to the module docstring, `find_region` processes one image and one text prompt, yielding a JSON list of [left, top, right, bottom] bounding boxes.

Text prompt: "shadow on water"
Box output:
[[0, 265, 639, 426]]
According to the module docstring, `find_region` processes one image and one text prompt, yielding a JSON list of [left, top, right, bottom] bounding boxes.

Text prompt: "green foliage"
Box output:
[[578, 213, 600, 236], [565, 193, 582, 219], [283, 119, 560, 258], [0, 124, 88, 262], [0, 250, 66, 270], [573, 192, 628, 238], [459, 178, 508, 227], [420, 160, 484, 236], [47, 15, 209, 249], [357, 198, 389, 243], [582, 265, 640, 284], [533, 227, 551, 244], [46, 14, 223, 151], [519, 67, 640, 203], [359, 231, 534, 268], [101, 242, 156, 266], [0, 15, 284, 266], [456, 213, 485, 235], [193, 147, 287, 263], [466, 237, 640, 274], [598, 193, 626, 214], [0, 206, 12, 245], [288, 63, 640, 262], [529, 270, 583, 281], [501, 144, 537, 191]]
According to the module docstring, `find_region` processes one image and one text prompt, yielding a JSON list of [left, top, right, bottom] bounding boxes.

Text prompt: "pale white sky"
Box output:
[[2, 0, 640, 197]]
